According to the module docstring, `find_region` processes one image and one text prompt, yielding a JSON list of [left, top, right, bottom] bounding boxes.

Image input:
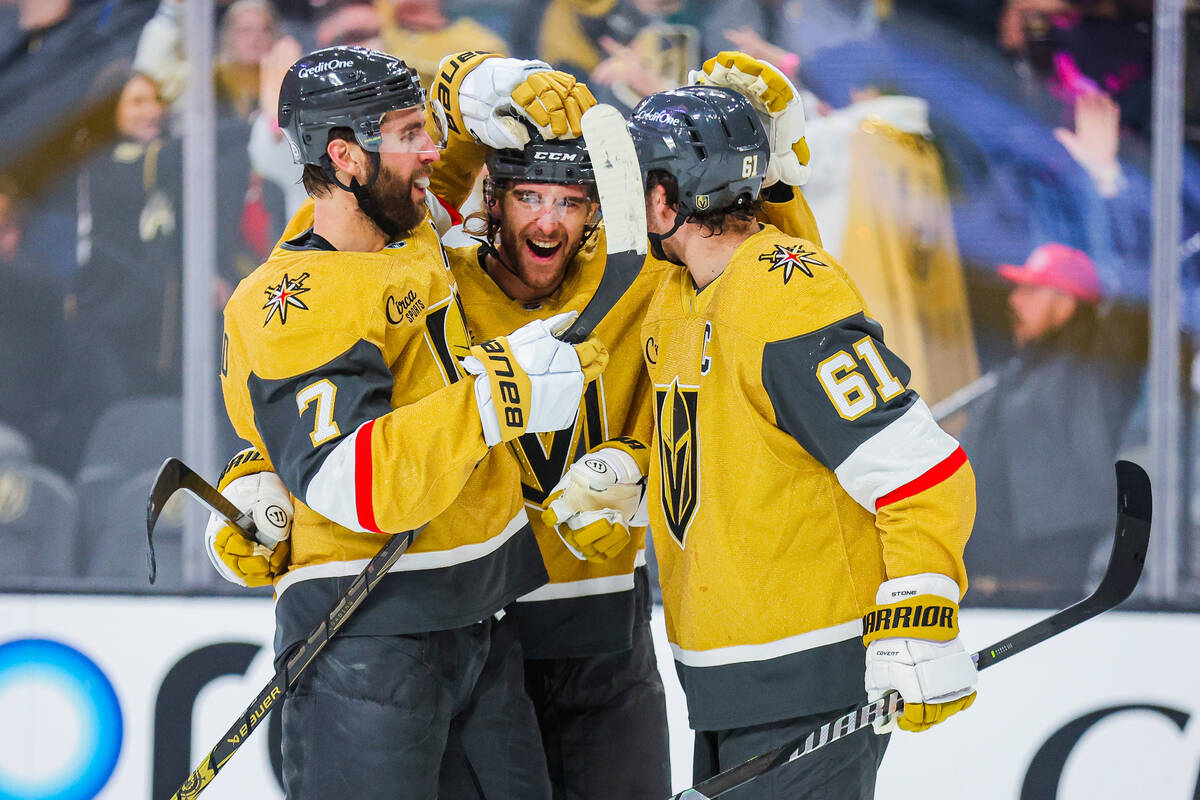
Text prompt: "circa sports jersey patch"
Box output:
[[759, 243, 826, 284], [262, 272, 311, 326]]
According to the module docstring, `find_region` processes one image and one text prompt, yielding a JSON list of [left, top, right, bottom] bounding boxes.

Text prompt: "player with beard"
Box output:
[[439, 133, 673, 799], [426, 52, 821, 796], [215, 46, 606, 799]]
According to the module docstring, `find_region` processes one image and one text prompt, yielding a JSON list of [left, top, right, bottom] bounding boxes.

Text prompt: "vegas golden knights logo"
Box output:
[[423, 292, 471, 384], [513, 381, 605, 504], [655, 378, 699, 546]]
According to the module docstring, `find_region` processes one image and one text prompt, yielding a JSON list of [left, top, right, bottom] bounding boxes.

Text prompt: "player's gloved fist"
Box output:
[[455, 55, 563, 149], [510, 70, 597, 139], [690, 51, 810, 187], [863, 573, 978, 733], [203, 448, 293, 587], [462, 312, 608, 446], [542, 446, 646, 562]]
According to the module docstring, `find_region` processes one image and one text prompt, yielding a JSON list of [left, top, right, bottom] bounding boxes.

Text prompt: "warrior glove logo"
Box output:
[[759, 244, 826, 285], [262, 272, 311, 326], [654, 378, 699, 547]]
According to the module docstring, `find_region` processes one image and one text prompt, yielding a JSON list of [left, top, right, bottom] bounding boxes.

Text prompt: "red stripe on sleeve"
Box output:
[[434, 192, 463, 226], [875, 446, 968, 510], [354, 419, 384, 533]]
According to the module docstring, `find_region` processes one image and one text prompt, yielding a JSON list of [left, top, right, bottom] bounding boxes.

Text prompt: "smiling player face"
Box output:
[[493, 182, 596, 299]]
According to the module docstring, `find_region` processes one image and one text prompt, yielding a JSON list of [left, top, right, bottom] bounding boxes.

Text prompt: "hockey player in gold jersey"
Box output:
[[426, 52, 825, 798], [621, 73, 979, 796], [439, 131, 673, 799], [214, 46, 604, 799]]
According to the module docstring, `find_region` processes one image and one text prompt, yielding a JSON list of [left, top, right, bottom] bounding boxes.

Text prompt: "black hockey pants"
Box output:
[[280, 611, 551, 799], [693, 706, 889, 800]]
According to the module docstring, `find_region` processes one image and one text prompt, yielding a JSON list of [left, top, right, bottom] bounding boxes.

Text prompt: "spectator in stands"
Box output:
[[217, 0, 281, 117], [247, 3, 387, 218], [958, 243, 1144, 605], [62, 65, 183, 474], [135, 0, 287, 283], [0, 177, 66, 466], [537, 0, 679, 81], [378, 0, 507, 87]]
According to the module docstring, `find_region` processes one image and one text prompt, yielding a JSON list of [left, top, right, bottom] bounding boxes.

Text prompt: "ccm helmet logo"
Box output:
[[533, 151, 579, 162], [297, 59, 355, 78]]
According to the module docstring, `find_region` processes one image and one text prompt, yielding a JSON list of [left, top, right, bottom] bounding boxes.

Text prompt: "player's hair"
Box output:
[[301, 127, 355, 198], [644, 170, 761, 237]]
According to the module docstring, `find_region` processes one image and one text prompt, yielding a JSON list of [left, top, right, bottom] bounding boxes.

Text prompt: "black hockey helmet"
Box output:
[[278, 46, 425, 166], [486, 132, 595, 187], [626, 85, 768, 216]]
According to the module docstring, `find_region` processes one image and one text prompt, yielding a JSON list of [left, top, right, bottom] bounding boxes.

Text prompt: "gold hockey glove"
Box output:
[[542, 443, 647, 562], [510, 70, 597, 138], [203, 447, 292, 588], [691, 51, 810, 187]]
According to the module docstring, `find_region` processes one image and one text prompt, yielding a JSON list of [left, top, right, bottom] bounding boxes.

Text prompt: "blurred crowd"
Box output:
[[0, 0, 1197, 601]]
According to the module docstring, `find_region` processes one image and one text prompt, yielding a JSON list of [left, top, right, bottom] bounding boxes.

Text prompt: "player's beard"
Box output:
[[363, 163, 429, 240], [495, 217, 586, 297]]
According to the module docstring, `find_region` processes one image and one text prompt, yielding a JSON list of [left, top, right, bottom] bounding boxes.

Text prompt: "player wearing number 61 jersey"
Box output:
[[630, 79, 978, 798]]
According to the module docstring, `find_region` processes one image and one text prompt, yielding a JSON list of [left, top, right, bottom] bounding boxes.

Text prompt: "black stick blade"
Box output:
[[1098, 459, 1151, 605], [146, 457, 185, 584], [974, 459, 1150, 671], [1115, 459, 1152, 526]]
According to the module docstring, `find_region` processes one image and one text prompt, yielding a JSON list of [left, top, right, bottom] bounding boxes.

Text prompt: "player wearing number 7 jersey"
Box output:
[[629, 77, 978, 798], [219, 46, 605, 799]]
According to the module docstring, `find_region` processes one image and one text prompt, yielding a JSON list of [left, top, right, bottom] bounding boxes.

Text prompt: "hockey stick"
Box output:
[[165, 524, 418, 800], [671, 459, 1151, 800], [146, 457, 258, 583], [930, 371, 999, 422], [558, 104, 647, 345], [151, 460, 422, 800]]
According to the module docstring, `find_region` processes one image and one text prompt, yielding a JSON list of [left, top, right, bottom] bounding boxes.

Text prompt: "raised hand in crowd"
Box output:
[[722, 26, 800, 82], [258, 34, 302, 136], [590, 36, 673, 102], [1053, 90, 1123, 197]]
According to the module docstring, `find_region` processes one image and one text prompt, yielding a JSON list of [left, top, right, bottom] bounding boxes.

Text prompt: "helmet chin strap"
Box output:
[[321, 151, 404, 241], [648, 210, 688, 266]]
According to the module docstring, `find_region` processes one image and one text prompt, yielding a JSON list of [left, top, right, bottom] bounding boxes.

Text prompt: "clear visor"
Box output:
[[368, 100, 448, 154], [506, 187, 597, 223]]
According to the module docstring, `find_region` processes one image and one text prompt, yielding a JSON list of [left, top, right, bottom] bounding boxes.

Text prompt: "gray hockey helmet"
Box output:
[[626, 85, 768, 215], [278, 46, 425, 166]]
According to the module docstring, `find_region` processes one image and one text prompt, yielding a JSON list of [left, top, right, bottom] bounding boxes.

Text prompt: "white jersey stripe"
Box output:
[[516, 548, 648, 602], [274, 510, 529, 598], [834, 398, 959, 512], [671, 619, 863, 667], [302, 420, 370, 533]]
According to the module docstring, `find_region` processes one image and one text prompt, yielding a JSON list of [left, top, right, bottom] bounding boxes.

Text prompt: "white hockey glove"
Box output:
[[690, 51, 811, 187], [452, 54, 597, 148], [461, 312, 608, 447], [863, 573, 978, 733], [203, 448, 292, 588], [542, 444, 648, 562]]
